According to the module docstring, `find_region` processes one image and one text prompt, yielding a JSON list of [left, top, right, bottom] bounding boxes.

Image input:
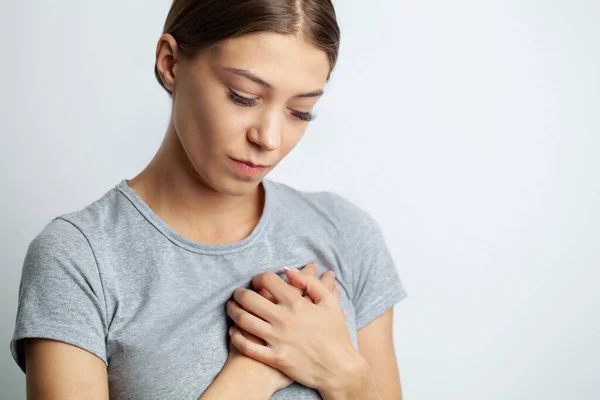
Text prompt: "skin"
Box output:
[[24, 31, 403, 399], [125, 31, 329, 246], [228, 267, 360, 394]]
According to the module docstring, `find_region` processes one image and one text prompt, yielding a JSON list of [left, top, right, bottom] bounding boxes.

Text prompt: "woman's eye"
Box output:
[[228, 89, 315, 122], [290, 109, 316, 122], [229, 90, 257, 107]]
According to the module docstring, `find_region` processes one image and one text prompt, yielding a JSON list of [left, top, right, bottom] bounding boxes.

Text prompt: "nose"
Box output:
[[247, 109, 282, 151]]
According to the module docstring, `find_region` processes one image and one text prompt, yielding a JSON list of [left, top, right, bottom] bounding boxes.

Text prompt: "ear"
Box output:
[[155, 33, 180, 93]]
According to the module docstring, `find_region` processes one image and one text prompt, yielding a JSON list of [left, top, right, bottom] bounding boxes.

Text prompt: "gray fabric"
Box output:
[[10, 178, 407, 399]]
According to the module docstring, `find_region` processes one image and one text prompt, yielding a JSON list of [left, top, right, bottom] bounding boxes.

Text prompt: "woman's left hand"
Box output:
[[226, 267, 367, 394]]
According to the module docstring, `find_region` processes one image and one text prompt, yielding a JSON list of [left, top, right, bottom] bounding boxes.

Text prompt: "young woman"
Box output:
[[10, 1, 408, 399]]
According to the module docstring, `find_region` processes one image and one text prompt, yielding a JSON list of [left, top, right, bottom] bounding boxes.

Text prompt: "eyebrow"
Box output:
[[224, 67, 324, 98]]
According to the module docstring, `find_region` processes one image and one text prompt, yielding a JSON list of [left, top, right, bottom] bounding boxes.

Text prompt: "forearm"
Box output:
[[199, 361, 274, 400], [319, 354, 382, 400]]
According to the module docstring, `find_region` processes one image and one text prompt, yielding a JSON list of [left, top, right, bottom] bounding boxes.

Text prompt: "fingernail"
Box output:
[[284, 266, 299, 272], [343, 308, 348, 316], [328, 270, 336, 278], [336, 283, 342, 291]]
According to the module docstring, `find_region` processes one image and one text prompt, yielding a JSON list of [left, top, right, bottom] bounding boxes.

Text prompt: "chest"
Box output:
[[100, 243, 358, 399]]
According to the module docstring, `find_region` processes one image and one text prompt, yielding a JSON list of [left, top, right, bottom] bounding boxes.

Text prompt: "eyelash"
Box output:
[[228, 90, 316, 122]]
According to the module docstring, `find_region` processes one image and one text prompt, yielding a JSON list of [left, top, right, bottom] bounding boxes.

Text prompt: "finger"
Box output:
[[295, 263, 319, 299], [226, 299, 275, 341], [283, 268, 330, 305], [229, 325, 274, 363], [257, 288, 276, 303], [251, 271, 297, 305], [252, 264, 317, 300], [232, 288, 280, 324], [251, 265, 321, 305], [325, 277, 345, 314], [320, 270, 336, 292], [334, 282, 343, 298], [332, 282, 342, 306], [300, 263, 318, 276], [286, 263, 318, 298], [286, 266, 333, 302], [230, 323, 265, 345]]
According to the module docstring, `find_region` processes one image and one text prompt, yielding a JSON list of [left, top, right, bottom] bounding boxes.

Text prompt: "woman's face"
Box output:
[[159, 32, 330, 195]]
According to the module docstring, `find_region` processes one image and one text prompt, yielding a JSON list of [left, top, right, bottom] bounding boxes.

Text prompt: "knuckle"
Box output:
[[290, 296, 304, 310], [237, 312, 251, 326], [273, 349, 288, 368], [290, 301, 307, 316]]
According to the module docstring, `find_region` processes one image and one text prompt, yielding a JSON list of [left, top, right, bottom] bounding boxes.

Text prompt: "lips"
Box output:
[[233, 159, 268, 168]]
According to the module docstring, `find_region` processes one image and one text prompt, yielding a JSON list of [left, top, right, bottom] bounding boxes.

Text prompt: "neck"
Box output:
[[127, 125, 264, 245]]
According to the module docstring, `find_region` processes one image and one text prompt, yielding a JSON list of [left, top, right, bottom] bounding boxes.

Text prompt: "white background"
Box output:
[[1, 1, 599, 399]]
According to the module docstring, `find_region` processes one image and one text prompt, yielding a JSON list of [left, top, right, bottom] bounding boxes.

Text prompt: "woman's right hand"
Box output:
[[224, 264, 324, 393]]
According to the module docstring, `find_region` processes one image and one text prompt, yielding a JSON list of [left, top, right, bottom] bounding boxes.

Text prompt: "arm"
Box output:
[[25, 339, 109, 400], [24, 339, 275, 400], [200, 357, 275, 400], [356, 309, 403, 400]]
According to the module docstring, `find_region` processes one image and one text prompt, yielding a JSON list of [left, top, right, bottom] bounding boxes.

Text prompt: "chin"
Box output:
[[205, 172, 263, 197]]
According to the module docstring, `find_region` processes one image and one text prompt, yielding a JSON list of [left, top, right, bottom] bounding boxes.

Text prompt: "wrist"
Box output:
[[319, 350, 370, 400], [223, 358, 277, 398]]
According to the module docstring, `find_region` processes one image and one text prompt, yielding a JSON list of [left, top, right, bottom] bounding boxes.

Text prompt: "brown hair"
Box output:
[[154, 0, 341, 95]]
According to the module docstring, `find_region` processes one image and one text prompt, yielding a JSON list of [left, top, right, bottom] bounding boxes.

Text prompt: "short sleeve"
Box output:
[[10, 217, 108, 373], [340, 200, 408, 330]]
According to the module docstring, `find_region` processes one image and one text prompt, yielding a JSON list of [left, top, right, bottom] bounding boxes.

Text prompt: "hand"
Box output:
[[226, 267, 361, 393], [253, 263, 348, 319], [225, 264, 322, 393]]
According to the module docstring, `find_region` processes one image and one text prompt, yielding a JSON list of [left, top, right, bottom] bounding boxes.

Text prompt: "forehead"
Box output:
[[207, 32, 330, 92]]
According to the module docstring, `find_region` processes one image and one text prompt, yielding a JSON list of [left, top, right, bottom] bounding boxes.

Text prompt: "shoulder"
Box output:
[[25, 218, 97, 279], [265, 179, 379, 237], [28, 182, 123, 258], [57, 182, 124, 233]]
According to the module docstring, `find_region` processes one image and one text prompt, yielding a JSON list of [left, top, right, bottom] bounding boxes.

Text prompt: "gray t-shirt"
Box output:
[[10, 178, 407, 399]]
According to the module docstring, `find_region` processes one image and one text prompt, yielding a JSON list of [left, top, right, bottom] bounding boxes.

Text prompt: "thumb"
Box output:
[[284, 267, 329, 304]]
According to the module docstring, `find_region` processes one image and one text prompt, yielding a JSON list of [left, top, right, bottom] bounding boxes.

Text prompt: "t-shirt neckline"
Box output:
[[116, 178, 273, 255]]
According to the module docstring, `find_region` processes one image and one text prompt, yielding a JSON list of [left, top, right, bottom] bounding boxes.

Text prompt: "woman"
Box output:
[[10, 1, 407, 399]]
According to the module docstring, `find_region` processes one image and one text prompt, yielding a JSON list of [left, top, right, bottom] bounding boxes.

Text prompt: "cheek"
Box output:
[[280, 125, 308, 155], [174, 90, 235, 150]]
